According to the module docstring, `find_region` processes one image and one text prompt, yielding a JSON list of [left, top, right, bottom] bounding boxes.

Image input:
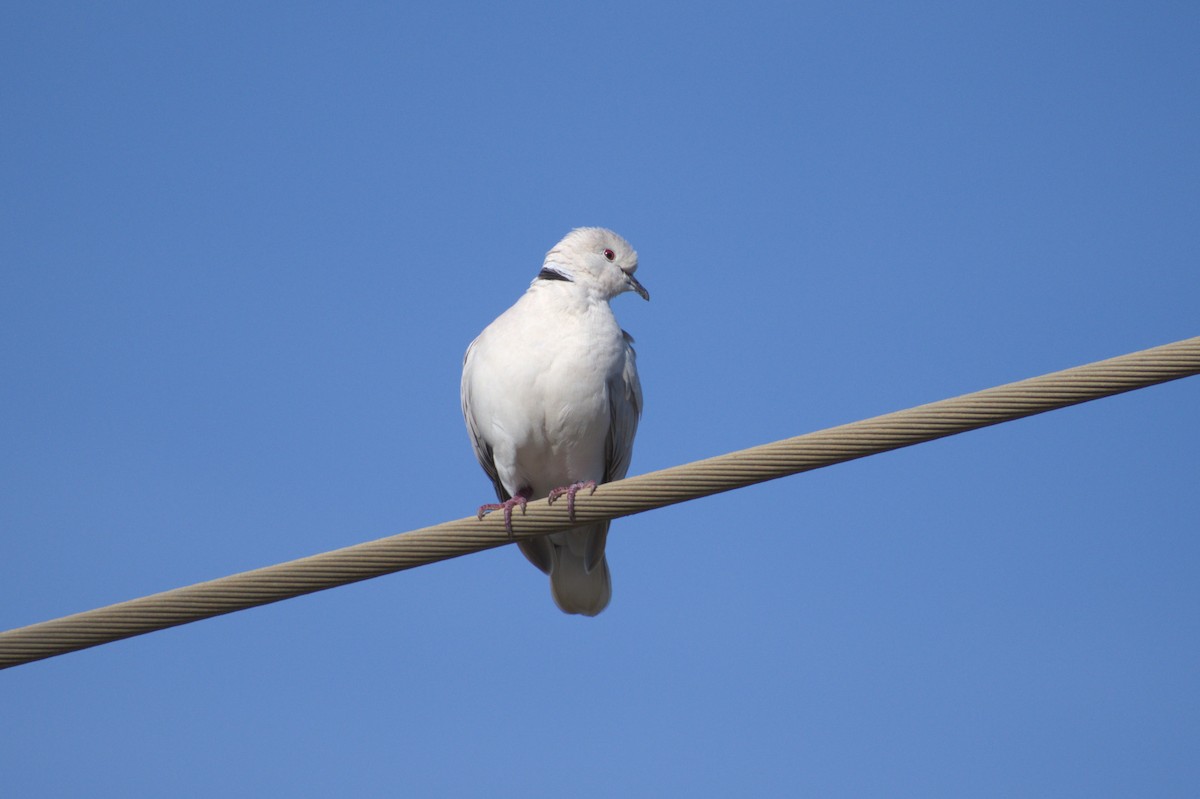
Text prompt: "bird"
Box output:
[[461, 227, 647, 616]]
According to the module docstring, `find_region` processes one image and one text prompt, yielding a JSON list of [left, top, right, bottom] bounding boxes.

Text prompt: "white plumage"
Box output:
[[461, 228, 647, 616]]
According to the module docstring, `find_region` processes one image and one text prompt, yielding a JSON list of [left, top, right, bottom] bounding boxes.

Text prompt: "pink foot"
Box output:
[[477, 489, 530, 537], [547, 480, 597, 521]]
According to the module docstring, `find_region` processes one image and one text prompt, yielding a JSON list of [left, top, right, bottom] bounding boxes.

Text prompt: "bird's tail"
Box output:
[[519, 521, 611, 616], [550, 545, 611, 617]]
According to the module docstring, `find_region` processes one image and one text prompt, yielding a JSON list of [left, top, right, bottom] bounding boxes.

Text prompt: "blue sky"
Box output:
[[2, 2, 1198, 796]]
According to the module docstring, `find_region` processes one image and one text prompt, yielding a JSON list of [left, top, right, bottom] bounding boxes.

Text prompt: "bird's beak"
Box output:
[[627, 273, 650, 301]]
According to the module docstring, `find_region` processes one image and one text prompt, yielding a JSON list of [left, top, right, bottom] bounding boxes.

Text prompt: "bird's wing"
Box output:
[[461, 337, 509, 504], [463, 334, 554, 575], [584, 330, 642, 572], [605, 330, 643, 484]]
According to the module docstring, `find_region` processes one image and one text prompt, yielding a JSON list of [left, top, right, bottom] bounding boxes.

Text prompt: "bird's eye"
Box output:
[[603, 249, 616, 261]]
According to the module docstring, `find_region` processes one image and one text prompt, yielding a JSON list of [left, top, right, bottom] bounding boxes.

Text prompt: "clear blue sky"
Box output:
[[3, 2, 1198, 796]]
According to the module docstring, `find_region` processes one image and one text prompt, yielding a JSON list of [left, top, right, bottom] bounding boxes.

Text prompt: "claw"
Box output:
[[476, 490, 530, 537], [547, 480, 597, 522]]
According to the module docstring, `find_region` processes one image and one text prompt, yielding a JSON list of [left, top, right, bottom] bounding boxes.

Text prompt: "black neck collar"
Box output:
[[537, 267, 572, 283]]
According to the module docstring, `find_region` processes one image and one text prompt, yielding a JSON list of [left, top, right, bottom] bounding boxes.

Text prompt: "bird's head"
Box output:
[[540, 227, 649, 302]]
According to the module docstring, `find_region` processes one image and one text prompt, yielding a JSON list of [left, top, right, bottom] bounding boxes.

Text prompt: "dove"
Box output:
[[461, 227, 647, 616]]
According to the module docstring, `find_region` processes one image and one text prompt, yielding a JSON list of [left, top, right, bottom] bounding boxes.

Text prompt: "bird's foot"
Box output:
[[477, 490, 530, 538], [547, 480, 597, 522]]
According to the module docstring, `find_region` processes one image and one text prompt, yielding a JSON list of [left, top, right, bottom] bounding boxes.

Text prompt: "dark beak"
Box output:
[[627, 273, 649, 301]]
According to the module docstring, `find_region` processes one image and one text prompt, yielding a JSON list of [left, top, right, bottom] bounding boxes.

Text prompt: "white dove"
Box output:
[[461, 227, 647, 616]]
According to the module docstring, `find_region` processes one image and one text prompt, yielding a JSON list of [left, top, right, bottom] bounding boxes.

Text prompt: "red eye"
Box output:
[[603, 248, 616, 261]]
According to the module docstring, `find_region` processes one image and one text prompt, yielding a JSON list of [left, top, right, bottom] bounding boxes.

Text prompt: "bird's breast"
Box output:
[[469, 299, 624, 493]]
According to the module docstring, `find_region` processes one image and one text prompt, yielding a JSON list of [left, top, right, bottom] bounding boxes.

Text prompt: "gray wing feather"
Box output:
[[461, 338, 509, 503], [585, 331, 642, 572], [604, 330, 643, 484]]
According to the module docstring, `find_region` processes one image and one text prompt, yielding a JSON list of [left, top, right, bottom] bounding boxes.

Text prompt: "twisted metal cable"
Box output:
[[2, 335, 1197, 670]]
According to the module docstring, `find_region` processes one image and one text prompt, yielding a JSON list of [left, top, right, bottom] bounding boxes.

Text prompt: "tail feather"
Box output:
[[547, 523, 611, 616]]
